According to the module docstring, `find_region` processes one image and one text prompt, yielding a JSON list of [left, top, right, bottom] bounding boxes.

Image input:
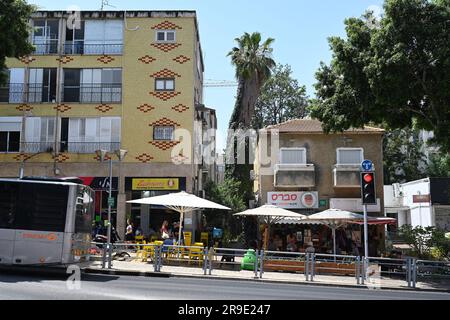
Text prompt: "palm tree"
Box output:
[[228, 32, 275, 129]]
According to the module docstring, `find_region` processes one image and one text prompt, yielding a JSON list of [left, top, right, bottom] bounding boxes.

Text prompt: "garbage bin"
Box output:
[[241, 249, 256, 271]]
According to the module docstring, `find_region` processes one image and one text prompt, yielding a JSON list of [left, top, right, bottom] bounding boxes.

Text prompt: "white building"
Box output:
[[384, 177, 450, 231]]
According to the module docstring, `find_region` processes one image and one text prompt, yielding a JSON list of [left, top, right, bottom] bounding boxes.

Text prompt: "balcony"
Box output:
[[60, 142, 121, 154], [274, 164, 315, 188], [63, 41, 123, 55], [333, 164, 361, 188], [62, 84, 122, 103], [29, 40, 123, 55], [32, 40, 59, 55], [20, 142, 54, 153], [0, 83, 56, 103]]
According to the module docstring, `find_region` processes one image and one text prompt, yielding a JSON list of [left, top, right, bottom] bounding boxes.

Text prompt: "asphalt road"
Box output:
[[0, 271, 449, 300]]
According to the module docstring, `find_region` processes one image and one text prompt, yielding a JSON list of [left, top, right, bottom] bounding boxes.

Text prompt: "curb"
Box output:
[[83, 267, 450, 294], [84, 268, 171, 278]]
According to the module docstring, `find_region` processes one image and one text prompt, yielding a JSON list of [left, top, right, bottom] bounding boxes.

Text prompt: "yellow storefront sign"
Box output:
[[132, 178, 179, 191]]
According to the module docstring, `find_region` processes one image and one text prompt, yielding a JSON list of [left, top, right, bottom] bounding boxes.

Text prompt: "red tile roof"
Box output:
[[265, 119, 384, 134]]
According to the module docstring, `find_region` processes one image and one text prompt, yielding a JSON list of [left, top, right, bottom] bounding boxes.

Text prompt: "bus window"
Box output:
[[75, 186, 94, 234], [14, 183, 69, 232], [0, 182, 18, 229]]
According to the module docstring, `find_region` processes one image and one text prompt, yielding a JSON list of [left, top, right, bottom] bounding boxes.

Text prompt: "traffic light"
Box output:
[[360, 172, 376, 204]]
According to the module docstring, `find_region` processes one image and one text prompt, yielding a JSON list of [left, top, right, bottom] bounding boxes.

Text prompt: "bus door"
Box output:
[[0, 229, 15, 265], [0, 182, 16, 265]]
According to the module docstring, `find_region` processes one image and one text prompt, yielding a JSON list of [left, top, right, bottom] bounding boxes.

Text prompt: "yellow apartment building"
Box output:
[[0, 10, 215, 239]]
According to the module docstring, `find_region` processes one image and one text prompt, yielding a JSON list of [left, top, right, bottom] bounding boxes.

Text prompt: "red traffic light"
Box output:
[[363, 173, 373, 183]]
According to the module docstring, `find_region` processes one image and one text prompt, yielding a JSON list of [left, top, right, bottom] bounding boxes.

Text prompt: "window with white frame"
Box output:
[[153, 126, 174, 141], [24, 117, 55, 152], [280, 148, 307, 164], [0, 117, 22, 152], [336, 148, 364, 165], [67, 117, 121, 153], [155, 78, 175, 91], [155, 30, 176, 43]]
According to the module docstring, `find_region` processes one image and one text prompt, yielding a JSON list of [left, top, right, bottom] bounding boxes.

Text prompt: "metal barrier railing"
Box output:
[[89, 242, 449, 287]]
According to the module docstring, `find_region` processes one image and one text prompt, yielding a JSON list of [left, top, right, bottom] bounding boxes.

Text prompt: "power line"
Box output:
[[204, 80, 238, 87]]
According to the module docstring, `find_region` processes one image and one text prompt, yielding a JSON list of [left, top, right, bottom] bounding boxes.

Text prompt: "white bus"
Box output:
[[0, 177, 94, 266]]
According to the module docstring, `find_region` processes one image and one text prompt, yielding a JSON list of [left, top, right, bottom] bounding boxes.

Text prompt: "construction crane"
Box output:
[[204, 79, 238, 87]]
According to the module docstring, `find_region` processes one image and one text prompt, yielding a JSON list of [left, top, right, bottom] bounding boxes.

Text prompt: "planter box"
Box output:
[[316, 262, 356, 276], [264, 260, 305, 272], [263, 259, 357, 276]]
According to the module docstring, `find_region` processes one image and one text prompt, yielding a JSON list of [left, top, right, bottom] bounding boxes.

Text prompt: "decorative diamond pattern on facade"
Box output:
[[18, 56, 36, 64], [16, 104, 33, 112], [171, 154, 190, 164], [137, 104, 155, 113], [150, 68, 181, 78], [173, 55, 190, 64], [96, 104, 113, 113], [53, 153, 70, 163], [97, 55, 115, 64], [13, 153, 33, 162], [171, 104, 189, 113], [150, 43, 181, 52], [149, 91, 181, 101], [149, 140, 180, 150], [149, 117, 181, 127], [151, 20, 182, 30], [135, 153, 154, 163], [54, 104, 71, 112], [57, 56, 74, 64], [138, 55, 156, 64], [93, 154, 111, 161]]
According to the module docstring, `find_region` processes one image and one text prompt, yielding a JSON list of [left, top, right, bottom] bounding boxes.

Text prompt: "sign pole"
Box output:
[[363, 203, 369, 278]]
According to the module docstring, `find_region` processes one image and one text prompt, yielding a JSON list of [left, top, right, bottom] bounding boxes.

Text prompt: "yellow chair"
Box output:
[[189, 242, 205, 265], [200, 232, 209, 247], [135, 240, 148, 262]]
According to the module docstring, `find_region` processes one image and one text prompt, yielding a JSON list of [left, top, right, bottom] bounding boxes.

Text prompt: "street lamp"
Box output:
[[96, 148, 127, 269]]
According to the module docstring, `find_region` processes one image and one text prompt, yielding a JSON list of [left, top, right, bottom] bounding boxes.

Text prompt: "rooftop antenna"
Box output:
[[101, 0, 116, 11]]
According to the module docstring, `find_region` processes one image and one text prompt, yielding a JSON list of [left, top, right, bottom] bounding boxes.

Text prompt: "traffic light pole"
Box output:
[[363, 203, 369, 279]]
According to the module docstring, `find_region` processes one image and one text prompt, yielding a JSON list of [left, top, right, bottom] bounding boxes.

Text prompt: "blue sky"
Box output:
[[28, 0, 384, 151]]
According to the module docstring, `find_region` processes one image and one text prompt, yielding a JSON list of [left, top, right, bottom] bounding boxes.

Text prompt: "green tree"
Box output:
[[383, 128, 427, 184], [0, 0, 35, 85], [228, 32, 275, 130], [427, 152, 450, 177], [203, 178, 246, 242], [310, 0, 450, 152], [398, 225, 450, 260], [225, 32, 276, 212], [252, 64, 309, 129]]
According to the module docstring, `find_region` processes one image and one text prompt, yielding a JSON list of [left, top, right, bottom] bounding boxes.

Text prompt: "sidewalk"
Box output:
[[85, 259, 450, 293]]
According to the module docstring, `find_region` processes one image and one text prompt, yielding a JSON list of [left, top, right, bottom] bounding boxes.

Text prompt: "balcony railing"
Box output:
[[274, 163, 316, 187], [30, 40, 123, 55], [60, 141, 121, 154], [0, 83, 56, 103], [20, 142, 55, 153], [333, 164, 361, 188], [32, 40, 59, 55], [63, 41, 123, 55], [62, 83, 122, 103], [16, 142, 120, 154]]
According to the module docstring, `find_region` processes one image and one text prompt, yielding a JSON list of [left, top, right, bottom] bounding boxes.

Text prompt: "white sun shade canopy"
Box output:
[[234, 205, 306, 223], [126, 191, 230, 211]]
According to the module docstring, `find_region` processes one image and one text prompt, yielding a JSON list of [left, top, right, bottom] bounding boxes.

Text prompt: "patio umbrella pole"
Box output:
[[178, 208, 184, 246], [332, 227, 336, 262]]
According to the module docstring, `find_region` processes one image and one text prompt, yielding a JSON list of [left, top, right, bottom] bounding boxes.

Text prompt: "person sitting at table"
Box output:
[[160, 220, 171, 239], [273, 234, 283, 251], [286, 232, 297, 252]]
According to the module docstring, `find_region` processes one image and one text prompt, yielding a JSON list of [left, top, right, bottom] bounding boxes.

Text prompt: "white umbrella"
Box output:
[[127, 191, 230, 245], [234, 205, 307, 249]]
